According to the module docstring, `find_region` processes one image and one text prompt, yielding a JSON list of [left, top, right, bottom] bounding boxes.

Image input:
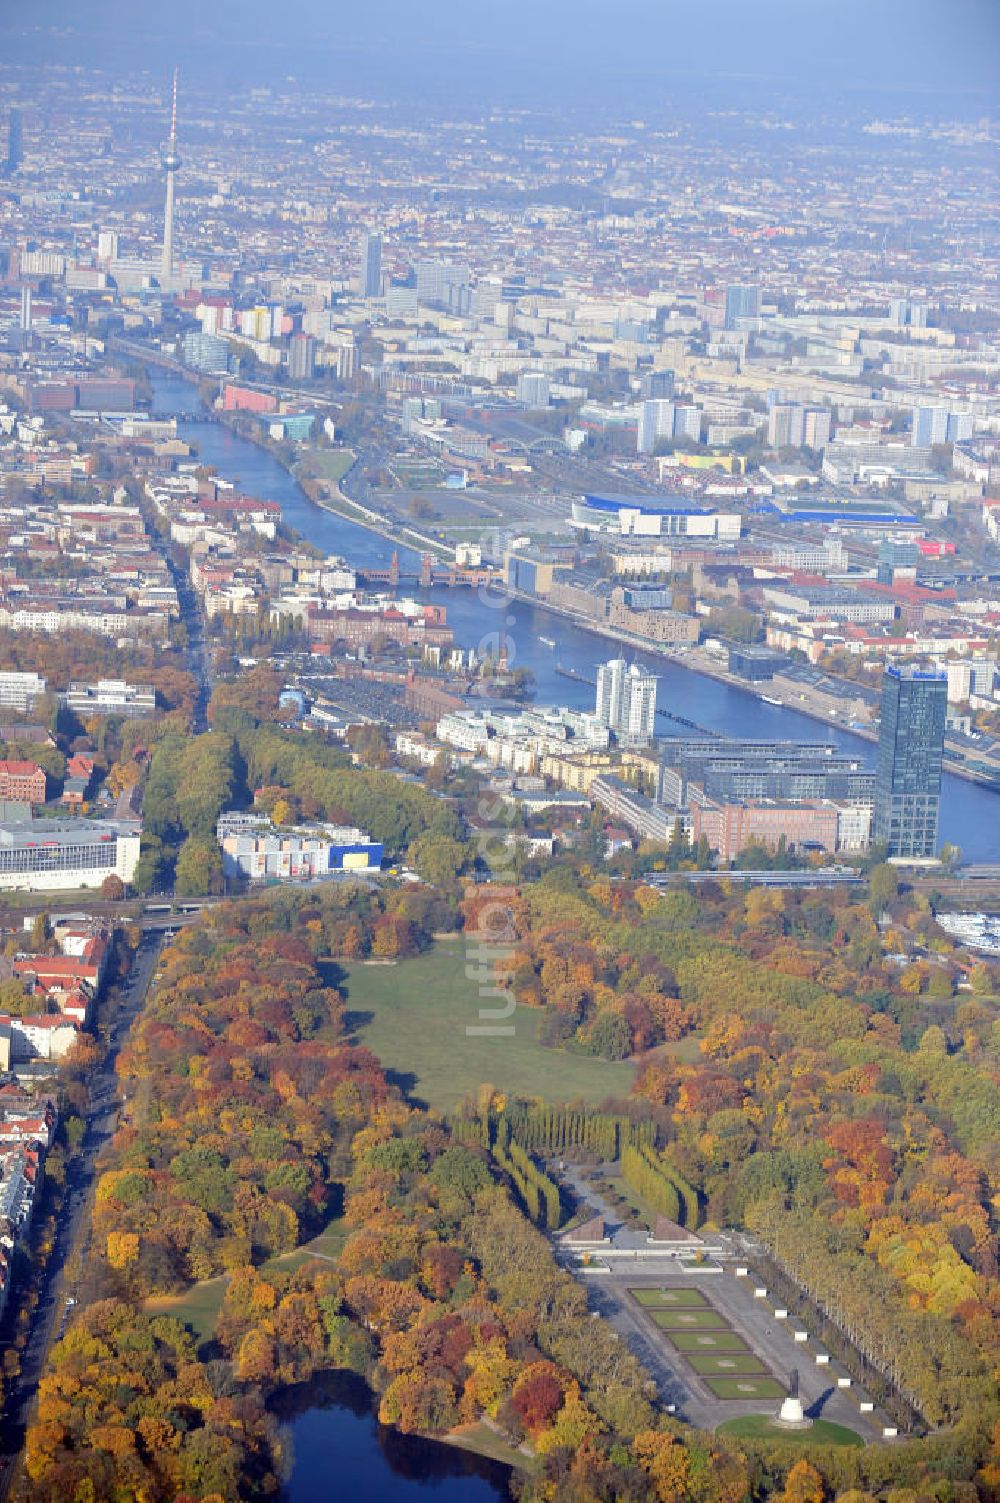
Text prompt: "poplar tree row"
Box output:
[[450, 1103, 657, 1163], [621, 1144, 700, 1228], [491, 1138, 562, 1230], [500, 1102, 656, 1160]]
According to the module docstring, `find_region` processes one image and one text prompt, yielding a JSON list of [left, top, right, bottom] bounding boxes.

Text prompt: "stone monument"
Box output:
[[776, 1368, 811, 1430]]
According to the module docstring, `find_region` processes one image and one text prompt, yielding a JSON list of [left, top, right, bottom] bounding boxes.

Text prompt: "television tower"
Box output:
[[160, 68, 181, 283]]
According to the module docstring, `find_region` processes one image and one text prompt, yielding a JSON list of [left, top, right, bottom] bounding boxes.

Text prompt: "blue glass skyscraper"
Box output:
[[360, 232, 382, 298], [873, 666, 947, 859]]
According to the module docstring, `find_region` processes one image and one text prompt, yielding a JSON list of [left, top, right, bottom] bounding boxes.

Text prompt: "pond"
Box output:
[[276, 1372, 511, 1502]]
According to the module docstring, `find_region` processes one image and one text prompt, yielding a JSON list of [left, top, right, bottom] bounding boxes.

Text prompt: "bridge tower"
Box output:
[[388, 550, 400, 589], [419, 552, 432, 589]]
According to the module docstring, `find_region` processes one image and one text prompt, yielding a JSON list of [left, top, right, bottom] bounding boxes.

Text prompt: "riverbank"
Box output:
[[156, 368, 995, 791], [149, 370, 999, 856], [502, 587, 998, 791], [313, 485, 451, 561]]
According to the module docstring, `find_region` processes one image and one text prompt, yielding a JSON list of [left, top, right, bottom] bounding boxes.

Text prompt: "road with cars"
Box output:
[[0, 932, 163, 1501]]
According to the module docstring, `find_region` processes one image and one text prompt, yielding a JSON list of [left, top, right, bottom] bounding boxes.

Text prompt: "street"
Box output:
[[0, 932, 163, 1502]]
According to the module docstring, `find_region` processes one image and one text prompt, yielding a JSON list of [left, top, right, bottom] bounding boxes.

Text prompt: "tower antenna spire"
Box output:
[[160, 67, 182, 284]]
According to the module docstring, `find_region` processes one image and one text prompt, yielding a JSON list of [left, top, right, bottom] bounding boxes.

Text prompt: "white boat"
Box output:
[[539, 635, 556, 648], [759, 693, 783, 706]]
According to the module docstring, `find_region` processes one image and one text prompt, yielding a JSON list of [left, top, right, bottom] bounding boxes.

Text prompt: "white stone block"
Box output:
[[774, 1308, 788, 1320], [860, 1401, 874, 1413], [883, 1427, 897, 1439], [794, 1330, 808, 1342], [735, 1266, 748, 1277], [837, 1377, 851, 1388], [815, 1353, 830, 1365], [754, 1287, 767, 1298]]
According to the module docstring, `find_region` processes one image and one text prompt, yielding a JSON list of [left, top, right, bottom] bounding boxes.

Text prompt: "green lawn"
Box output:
[[333, 941, 636, 1111], [629, 1287, 708, 1308], [146, 1275, 229, 1346], [304, 448, 355, 483], [144, 1217, 347, 1345], [687, 1354, 767, 1376], [650, 1309, 729, 1330], [264, 1215, 349, 1275], [706, 1376, 786, 1401], [669, 1331, 751, 1352], [717, 1416, 864, 1447], [444, 1423, 532, 1472]]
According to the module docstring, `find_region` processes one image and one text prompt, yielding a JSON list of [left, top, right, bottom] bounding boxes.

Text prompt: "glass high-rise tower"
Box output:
[[4, 108, 22, 175], [360, 232, 382, 298], [873, 666, 947, 859]]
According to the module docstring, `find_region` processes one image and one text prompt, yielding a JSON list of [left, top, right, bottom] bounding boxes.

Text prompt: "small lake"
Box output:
[[276, 1372, 511, 1502]]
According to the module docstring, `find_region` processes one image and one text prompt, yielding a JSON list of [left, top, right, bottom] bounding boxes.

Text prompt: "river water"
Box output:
[[152, 375, 999, 859]]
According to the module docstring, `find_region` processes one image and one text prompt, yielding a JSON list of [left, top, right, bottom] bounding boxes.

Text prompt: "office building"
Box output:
[[689, 798, 844, 862], [324, 329, 356, 381], [180, 330, 230, 374], [672, 405, 702, 444], [768, 403, 805, 449], [659, 736, 874, 808], [890, 297, 927, 329], [911, 405, 949, 448], [642, 369, 675, 400], [4, 109, 22, 175], [724, 283, 760, 329], [415, 260, 470, 310], [517, 371, 550, 407], [803, 407, 832, 449], [873, 666, 947, 860], [287, 332, 316, 380], [590, 775, 676, 843], [97, 229, 119, 263], [637, 399, 674, 454], [0, 818, 140, 892], [359, 231, 382, 298], [64, 680, 156, 719], [946, 411, 973, 444], [0, 672, 46, 713], [216, 812, 383, 882]]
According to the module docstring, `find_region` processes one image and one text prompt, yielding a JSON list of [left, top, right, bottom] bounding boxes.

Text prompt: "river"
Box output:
[[274, 1373, 509, 1502], [152, 374, 999, 859]]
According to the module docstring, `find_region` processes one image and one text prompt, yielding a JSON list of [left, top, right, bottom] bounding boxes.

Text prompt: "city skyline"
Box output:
[[0, 12, 997, 1503]]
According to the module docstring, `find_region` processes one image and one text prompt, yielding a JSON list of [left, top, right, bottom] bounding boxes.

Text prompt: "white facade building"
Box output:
[[595, 658, 657, 745], [0, 819, 140, 892], [0, 672, 46, 713], [637, 400, 675, 454]]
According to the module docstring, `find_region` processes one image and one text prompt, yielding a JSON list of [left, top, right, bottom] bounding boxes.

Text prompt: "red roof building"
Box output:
[[0, 761, 45, 803]]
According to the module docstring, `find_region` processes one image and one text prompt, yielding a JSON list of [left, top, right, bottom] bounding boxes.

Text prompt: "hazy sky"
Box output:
[[6, 0, 1000, 112]]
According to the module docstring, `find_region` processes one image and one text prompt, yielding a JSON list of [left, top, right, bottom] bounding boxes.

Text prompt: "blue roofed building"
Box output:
[[570, 493, 741, 539]]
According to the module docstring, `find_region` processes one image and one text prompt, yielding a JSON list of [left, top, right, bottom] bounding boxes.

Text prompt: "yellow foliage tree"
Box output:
[[106, 1231, 139, 1270]]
